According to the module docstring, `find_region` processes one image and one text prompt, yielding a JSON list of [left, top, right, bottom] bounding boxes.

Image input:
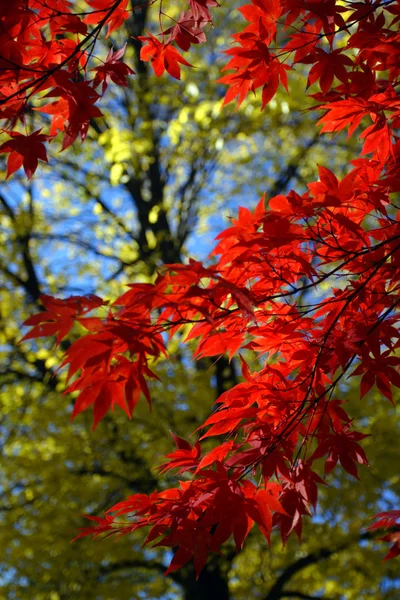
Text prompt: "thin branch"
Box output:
[[263, 531, 378, 600], [280, 593, 332, 600]]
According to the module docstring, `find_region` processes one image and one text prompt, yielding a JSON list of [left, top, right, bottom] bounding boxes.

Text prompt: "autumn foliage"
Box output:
[[3, 0, 400, 576]]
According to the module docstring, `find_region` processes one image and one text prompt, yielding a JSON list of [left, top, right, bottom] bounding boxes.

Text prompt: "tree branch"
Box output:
[[97, 558, 166, 577], [280, 592, 332, 600], [263, 531, 377, 600]]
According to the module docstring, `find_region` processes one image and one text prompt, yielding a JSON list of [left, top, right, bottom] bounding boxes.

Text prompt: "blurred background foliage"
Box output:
[[0, 0, 399, 598]]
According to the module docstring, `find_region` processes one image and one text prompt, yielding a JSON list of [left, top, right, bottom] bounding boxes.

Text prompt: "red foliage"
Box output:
[[0, 0, 217, 176], [0, 129, 50, 179], [369, 512, 400, 560], [7, 0, 399, 575], [91, 45, 135, 94], [139, 33, 193, 79]]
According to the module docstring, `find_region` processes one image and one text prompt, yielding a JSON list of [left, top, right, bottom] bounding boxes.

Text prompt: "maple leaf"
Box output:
[[286, 31, 318, 63], [0, 130, 51, 179], [361, 120, 392, 163], [311, 429, 369, 479], [159, 432, 201, 474], [48, 12, 88, 36], [369, 510, 400, 531], [196, 440, 235, 472], [379, 532, 400, 560], [318, 98, 368, 137], [20, 294, 104, 346], [273, 487, 310, 545], [369, 511, 400, 560], [139, 34, 192, 79], [91, 45, 135, 94], [351, 351, 400, 404], [283, 461, 327, 510], [219, 69, 255, 108], [37, 73, 103, 149], [302, 48, 353, 94], [189, 0, 219, 21], [163, 11, 208, 52], [261, 60, 291, 108], [85, 0, 130, 36], [72, 514, 116, 542]]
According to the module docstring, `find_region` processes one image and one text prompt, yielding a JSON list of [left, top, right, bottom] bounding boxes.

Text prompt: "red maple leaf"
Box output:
[[189, 0, 219, 21], [20, 294, 104, 346], [311, 428, 369, 479], [84, 0, 130, 37], [302, 48, 353, 94], [159, 432, 202, 474], [163, 11, 208, 51], [37, 73, 103, 149], [139, 34, 192, 79], [0, 130, 51, 179], [369, 511, 400, 560], [91, 45, 135, 94]]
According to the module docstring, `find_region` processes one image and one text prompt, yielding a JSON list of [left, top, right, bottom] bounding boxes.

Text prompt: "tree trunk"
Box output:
[[180, 558, 231, 600]]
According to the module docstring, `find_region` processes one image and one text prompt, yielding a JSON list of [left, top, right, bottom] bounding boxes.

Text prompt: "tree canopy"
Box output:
[[0, 0, 399, 597]]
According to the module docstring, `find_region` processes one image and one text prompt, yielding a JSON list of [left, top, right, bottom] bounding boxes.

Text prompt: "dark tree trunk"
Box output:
[[180, 558, 231, 600]]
